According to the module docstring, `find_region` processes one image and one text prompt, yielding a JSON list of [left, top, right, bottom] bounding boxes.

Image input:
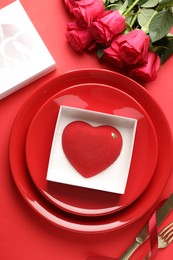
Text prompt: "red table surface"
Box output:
[[0, 1, 173, 259]]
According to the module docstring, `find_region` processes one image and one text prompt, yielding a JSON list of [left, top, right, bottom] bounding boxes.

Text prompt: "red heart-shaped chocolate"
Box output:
[[62, 121, 123, 178]]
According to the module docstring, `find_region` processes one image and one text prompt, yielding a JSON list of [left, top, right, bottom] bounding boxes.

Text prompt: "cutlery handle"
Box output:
[[119, 240, 141, 260]]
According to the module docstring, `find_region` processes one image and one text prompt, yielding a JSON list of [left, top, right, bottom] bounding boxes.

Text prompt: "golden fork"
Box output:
[[86, 223, 173, 260], [144, 222, 173, 259], [87, 223, 173, 260]]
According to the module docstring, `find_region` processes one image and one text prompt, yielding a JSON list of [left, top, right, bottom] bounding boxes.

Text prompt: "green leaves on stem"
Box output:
[[104, 0, 173, 63]]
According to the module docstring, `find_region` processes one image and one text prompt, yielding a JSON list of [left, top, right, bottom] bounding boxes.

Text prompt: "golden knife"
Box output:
[[119, 193, 173, 260]]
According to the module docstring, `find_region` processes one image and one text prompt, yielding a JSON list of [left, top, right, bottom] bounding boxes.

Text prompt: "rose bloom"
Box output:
[[103, 34, 125, 68], [128, 51, 160, 82], [91, 10, 126, 46], [117, 29, 150, 65], [73, 0, 105, 28], [64, 0, 78, 13], [65, 21, 93, 52]]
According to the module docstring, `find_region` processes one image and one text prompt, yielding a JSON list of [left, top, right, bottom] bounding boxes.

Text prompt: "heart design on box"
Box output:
[[62, 121, 123, 178], [1, 25, 33, 64]]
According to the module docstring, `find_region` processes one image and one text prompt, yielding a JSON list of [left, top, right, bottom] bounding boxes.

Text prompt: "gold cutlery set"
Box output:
[[88, 193, 173, 260], [144, 222, 173, 259]]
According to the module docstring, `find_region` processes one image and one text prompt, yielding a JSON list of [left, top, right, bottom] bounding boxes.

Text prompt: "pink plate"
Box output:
[[25, 83, 158, 216], [9, 69, 173, 233]]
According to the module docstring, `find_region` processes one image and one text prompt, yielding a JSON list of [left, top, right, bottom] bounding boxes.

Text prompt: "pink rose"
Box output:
[[64, 0, 79, 13], [103, 34, 125, 68], [128, 51, 160, 82], [91, 10, 126, 46], [117, 29, 150, 65], [73, 0, 105, 28], [65, 21, 93, 52]]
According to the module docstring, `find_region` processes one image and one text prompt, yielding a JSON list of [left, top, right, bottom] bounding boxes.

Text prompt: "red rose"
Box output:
[[91, 10, 126, 46], [64, 0, 78, 13], [128, 51, 160, 82], [73, 0, 105, 28], [117, 29, 150, 65], [65, 21, 93, 52], [103, 34, 124, 68]]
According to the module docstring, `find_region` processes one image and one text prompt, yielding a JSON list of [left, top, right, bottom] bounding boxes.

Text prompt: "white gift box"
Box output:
[[46, 106, 137, 194], [0, 1, 56, 99]]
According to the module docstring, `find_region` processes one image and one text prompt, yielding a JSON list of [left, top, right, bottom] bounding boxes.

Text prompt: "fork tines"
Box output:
[[159, 222, 173, 244]]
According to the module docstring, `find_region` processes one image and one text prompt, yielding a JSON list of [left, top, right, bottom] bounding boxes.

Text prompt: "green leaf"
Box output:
[[126, 14, 134, 25], [104, 0, 119, 7], [128, 0, 146, 7], [154, 37, 173, 63], [109, 0, 118, 3], [105, 0, 125, 9], [137, 0, 149, 6], [149, 9, 173, 43], [141, 0, 159, 8], [110, 4, 122, 10], [97, 48, 104, 59], [157, 0, 173, 11], [127, 0, 133, 6], [138, 8, 155, 27]]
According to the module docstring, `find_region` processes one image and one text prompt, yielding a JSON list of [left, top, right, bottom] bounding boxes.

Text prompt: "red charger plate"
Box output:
[[25, 83, 158, 216], [9, 69, 173, 233]]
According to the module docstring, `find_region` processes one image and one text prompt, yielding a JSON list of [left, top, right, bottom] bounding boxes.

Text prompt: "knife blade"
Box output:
[[119, 193, 173, 260]]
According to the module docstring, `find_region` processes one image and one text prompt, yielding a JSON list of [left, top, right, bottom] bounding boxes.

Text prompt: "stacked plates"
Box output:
[[9, 69, 173, 233]]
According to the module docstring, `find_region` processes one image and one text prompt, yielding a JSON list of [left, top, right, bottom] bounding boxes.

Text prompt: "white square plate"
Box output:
[[46, 106, 137, 194]]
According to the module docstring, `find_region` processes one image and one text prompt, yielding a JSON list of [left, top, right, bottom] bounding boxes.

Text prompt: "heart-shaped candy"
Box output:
[[62, 121, 123, 178]]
